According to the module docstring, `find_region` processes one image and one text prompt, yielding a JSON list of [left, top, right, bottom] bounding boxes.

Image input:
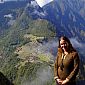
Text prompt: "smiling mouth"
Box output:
[[62, 46, 66, 48]]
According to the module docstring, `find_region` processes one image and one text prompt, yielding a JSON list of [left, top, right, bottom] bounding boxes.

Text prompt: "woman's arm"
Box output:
[[54, 55, 59, 80], [54, 55, 63, 84], [66, 52, 80, 80]]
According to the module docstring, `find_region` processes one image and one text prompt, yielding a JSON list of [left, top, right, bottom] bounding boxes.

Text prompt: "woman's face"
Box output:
[[60, 39, 68, 51]]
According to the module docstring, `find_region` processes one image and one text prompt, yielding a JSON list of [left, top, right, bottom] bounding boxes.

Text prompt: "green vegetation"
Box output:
[[14, 62, 42, 85], [28, 19, 56, 38], [0, 8, 56, 85], [38, 53, 50, 62]]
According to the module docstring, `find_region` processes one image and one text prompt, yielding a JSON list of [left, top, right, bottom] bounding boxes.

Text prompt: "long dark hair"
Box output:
[[58, 36, 76, 53]]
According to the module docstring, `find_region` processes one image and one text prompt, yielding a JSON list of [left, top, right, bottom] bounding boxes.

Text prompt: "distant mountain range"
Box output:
[[26, 0, 85, 42], [0, 0, 85, 42], [0, 0, 28, 34]]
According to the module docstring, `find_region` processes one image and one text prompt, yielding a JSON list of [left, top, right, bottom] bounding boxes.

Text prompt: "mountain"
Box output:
[[0, 1, 56, 84], [1, 0, 85, 43], [25, 0, 85, 42], [0, 0, 28, 35], [44, 0, 85, 42]]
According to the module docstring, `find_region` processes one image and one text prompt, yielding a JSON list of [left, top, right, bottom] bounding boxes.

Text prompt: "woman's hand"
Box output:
[[62, 78, 69, 85], [56, 78, 63, 84]]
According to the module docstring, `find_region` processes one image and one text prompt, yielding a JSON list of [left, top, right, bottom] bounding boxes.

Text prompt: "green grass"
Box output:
[[38, 53, 50, 62]]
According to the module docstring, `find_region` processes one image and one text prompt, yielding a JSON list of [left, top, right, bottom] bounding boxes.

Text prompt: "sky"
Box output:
[[35, 0, 53, 7]]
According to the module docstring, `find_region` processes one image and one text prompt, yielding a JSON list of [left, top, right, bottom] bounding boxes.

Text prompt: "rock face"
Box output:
[[0, 72, 14, 85], [50, 0, 85, 41]]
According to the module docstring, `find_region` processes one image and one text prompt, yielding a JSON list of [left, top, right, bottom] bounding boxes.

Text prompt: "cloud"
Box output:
[[4, 14, 13, 18], [22, 66, 53, 85], [70, 38, 82, 48]]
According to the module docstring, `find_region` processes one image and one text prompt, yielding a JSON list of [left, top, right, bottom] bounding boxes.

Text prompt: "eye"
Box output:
[[60, 43, 66, 45]]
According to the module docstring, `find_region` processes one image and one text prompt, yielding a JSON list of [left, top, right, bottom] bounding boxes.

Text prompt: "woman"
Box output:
[[54, 36, 80, 85]]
